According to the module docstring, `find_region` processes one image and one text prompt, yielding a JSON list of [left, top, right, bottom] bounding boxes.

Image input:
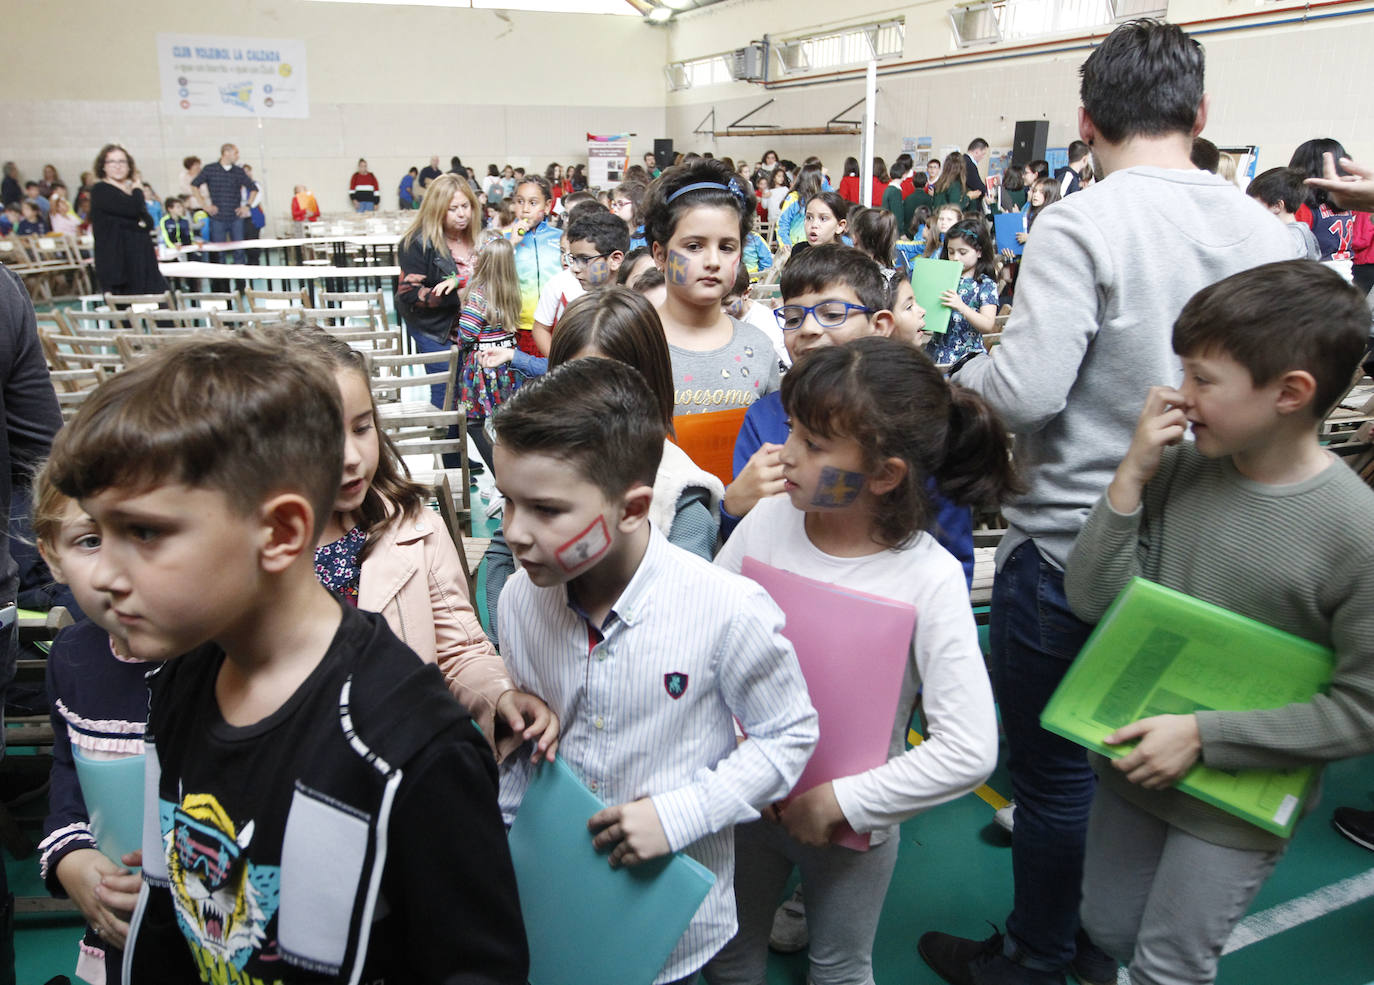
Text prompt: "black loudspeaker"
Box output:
[[1011, 120, 1049, 167], [654, 139, 674, 171]]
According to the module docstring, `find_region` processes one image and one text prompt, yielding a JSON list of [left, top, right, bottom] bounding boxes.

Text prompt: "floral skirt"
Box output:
[[459, 354, 522, 418]]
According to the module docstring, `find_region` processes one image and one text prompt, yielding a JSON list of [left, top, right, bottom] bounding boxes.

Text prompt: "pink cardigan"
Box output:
[[358, 510, 515, 738]]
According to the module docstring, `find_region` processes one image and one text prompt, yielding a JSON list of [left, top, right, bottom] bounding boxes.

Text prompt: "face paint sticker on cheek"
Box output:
[[811, 466, 866, 508], [665, 250, 691, 286], [555, 516, 612, 573], [585, 258, 611, 286]]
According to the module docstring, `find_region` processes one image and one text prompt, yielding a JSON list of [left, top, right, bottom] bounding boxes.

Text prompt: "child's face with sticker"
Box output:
[[492, 445, 626, 588], [778, 417, 871, 513], [568, 237, 620, 290], [653, 205, 741, 307]]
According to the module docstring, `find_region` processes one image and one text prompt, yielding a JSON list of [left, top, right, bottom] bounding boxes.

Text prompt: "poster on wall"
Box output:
[[157, 34, 310, 118], [587, 134, 630, 189], [913, 137, 933, 166]]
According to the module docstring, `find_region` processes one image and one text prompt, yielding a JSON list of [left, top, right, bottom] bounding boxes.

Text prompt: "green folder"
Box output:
[[1041, 577, 1334, 837], [507, 756, 715, 985], [909, 257, 963, 335]]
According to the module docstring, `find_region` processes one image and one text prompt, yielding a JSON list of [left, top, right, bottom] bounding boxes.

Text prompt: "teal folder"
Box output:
[[507, 756, 716, 985], [908, 258, 963, 335], [71, 749, 145, 865], [1041, 577, 1334, 837]]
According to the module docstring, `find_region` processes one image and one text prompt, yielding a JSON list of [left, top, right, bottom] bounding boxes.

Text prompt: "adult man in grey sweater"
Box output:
[[918, 19, 1293, 985]]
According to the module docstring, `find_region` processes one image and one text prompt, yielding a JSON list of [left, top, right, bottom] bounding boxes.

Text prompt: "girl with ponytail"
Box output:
[[710, 335, 1020, 985]]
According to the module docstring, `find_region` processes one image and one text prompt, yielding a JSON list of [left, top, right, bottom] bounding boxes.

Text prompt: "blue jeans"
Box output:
[[355, 201, 376, 212], [988, 539, 1097, 972], [207, 214, 245, 264]]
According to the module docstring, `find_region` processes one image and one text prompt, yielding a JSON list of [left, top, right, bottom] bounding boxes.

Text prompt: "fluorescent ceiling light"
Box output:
[[305, 0, 638, 13], [647, 5, 673, 20]]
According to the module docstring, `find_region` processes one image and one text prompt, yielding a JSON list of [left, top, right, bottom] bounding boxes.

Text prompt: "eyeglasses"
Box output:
[[563, 251, 610, 271], [611, 199, 633, 210], [774, 301, 874, 332]]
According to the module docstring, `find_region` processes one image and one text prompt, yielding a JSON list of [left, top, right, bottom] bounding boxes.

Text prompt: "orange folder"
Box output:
[[671, 406, 749, 487]]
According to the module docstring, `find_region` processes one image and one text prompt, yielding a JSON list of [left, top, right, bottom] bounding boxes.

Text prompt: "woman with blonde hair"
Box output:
[[395, 172, 482, 453]]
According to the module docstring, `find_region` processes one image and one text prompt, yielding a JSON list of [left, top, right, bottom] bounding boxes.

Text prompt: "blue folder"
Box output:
[[995, 212, 1026, 255], [71, 749, 145, 866], [507, 756, 715, 985]]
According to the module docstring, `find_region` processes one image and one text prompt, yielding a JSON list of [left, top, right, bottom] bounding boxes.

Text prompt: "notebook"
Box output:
[[507, 756, 716, 985], [908, 258, 963, 335], [1040, 577, 1335, 837], [71, 749, 146, 865], [742, 558, 916, 850], [994, 213, 1026, 256]]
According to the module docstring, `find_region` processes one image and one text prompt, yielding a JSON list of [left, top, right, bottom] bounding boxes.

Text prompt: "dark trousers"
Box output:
[[988, 539, 1097, 972]]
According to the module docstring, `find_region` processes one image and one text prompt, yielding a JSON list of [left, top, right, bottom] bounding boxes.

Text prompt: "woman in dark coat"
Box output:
[[89, 143, 167, 295]]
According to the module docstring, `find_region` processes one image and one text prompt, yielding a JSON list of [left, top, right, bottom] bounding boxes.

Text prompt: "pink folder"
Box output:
[[742, 557, 916, 850]]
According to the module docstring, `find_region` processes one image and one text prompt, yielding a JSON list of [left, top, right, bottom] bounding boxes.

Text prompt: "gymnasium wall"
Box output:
[[0, 0, 669, 224], [661, 0, 1374, 176]]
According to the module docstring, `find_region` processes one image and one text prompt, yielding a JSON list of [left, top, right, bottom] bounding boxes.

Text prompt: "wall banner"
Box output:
[[157, 34, 309, 118]]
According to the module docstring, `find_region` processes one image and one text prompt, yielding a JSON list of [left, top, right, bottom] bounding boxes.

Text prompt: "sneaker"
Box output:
[[1332, 806, 1374, 851], [994, 801, 1016, 833], [1069, 928, 1117, 985], [484, 490, 505, 520], [768, 885, 808, 953], [918, 929, 1065, 985]]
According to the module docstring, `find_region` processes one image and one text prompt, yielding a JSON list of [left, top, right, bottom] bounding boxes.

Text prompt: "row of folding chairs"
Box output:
[[0, 233, 93, 300], [103, 287, 389, 321]]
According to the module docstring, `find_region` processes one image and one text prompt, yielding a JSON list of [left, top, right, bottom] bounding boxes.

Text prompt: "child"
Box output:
[[510, 174, 564, 357], [611, 178, 648, 250], [1022, 175, 1062, 240], [290, 184, 320, 223], [722, 244, 971, 584], [741, 226, 774, 279], [776, 163, 824, 246], [922, 203, 963, 258], [798, 190, 849, 253], [616, 246, 656, 289], [723, 260, 788, 368], [643, 159, 782, 415], [1246, 167, 1320, 260], [848, 206, 901, 274], [18, 200, 47, 235], [48, 337, 530, 983], [1064, 260, 1374, 985], [491, 356, 819, 984], [36, 468, 146, 985], [279, 323, 550, 756], [532, 210, 628, 354], [158, 196, 193, 251], [455, 235, 524, 464], [932, 151, 970, 211], [929, 218, 999, 365], [707, 336, 1012, 985]]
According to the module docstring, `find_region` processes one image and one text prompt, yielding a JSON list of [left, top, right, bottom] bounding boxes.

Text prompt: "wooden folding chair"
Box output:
[[177, 290, 240, 312], [49, 367, 104, 420], [294, 305, 385, 336], [382, 408, 472, 533], [105, 290, 175, 312], [116, 332, 201, 363], [317, 289, 389, 328], [211, 309, 287, 332], [133, 308, 222, 334], [370, 346, 460, 411], [244, 287, 309, 311], [25, 235, 85, 297]]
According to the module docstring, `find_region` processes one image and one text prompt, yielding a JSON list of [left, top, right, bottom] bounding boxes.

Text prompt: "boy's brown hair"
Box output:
[[1172, 260, 1370, 417], [48, 336, 344, 536]]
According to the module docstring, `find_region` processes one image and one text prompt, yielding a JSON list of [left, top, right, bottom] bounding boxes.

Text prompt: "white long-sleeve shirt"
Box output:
[[498, 526, 817, 983], [715, 494, 997, 839]]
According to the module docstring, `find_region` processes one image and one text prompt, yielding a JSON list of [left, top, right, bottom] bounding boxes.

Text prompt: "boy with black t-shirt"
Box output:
[[47, 336, 528, 985]]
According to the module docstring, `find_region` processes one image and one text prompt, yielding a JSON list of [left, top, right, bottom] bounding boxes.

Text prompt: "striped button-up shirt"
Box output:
[[498, 527, 818, 983]]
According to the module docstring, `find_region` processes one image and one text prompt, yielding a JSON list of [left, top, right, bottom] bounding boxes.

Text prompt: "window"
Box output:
[[774, 19, 905, 76], [665, 53, 735, 91], [949, 0, 1166, 48]]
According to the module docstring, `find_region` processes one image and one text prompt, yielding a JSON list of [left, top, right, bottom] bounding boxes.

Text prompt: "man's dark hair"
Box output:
[[492, 357, 664, 498], [1191, 137, 1221, 173], [567, 211, 630, 256], [1079, 19, 1204, 144], [1246, 167, 1307, 214], [781, 243, 887, 313], [1067, 141, 1091, 165], [967, 138, 989, 153], [1173, 260, 1370, 417]]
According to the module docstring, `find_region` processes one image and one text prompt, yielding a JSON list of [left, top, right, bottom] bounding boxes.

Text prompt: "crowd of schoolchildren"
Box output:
[[13, 16, 1374, 985]]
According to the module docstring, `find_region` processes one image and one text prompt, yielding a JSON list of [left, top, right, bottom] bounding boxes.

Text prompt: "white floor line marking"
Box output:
[[1222, 867, 1374, 954]]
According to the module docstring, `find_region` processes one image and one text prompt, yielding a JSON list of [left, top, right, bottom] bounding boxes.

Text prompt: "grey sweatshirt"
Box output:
[[1065, 444, 1374, 849], [954, 166, 1294, 568]]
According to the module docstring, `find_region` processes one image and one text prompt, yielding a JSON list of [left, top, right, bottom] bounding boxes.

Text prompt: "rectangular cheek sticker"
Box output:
[[555, 516, 611, 573], [811, 466, 865, 508]]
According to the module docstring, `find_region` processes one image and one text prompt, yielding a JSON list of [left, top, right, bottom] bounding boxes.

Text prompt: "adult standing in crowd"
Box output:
[[418, 155, 443, 203], [178, 156, 201, 200], [964, 138, 989, 210], [190, 143, 256, 264], [0, 164, 20, 207], [0, 262, 63, 985], [89, 143, 167, 296], [349, 158, 379, 212]]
